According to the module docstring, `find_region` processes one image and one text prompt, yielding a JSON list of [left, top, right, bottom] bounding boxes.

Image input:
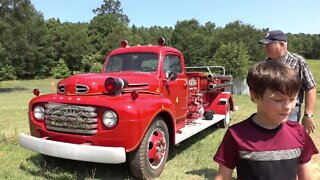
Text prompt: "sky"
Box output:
[[30, 0, 320, 34]]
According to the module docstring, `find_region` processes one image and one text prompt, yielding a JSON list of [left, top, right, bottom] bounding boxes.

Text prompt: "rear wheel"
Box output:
[[218, 101, 231, 128], [129, 117, 169, 179]]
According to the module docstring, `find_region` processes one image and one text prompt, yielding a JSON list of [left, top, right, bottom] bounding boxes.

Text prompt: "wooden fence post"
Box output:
[[51, 79, 55, 93]]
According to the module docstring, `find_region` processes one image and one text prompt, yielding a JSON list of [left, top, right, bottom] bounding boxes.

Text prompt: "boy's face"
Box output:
[[251, 89, 297, 125]]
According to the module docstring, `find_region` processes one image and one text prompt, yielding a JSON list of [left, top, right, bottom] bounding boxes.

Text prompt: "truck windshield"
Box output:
[[104, 53, 158, 73]]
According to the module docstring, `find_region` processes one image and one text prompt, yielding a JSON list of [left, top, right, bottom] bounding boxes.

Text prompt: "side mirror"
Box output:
[[166, 71, 177, 81]]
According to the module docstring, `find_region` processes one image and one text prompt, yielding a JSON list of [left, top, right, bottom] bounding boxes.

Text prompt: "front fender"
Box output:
[[112, 94, 175, 152]]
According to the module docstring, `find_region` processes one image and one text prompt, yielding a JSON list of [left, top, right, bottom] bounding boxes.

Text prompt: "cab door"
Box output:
[[162, 54, 187, 128]]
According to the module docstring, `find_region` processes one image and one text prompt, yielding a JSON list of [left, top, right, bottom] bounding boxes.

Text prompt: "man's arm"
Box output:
[[302, 87, 316, 134], [298, 161, 313, 180], [215, 164, 233, 180]]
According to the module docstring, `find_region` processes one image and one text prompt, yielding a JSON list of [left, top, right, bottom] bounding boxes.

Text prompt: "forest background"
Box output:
[[1, 0, 319, 82]]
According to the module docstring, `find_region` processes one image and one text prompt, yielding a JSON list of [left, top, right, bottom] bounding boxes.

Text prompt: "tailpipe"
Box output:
[[208, 82, 233, 90], [207, 74, 233, 81]]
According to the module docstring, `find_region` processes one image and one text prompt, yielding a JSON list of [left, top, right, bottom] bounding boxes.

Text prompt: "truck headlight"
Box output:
[[34, 106, 45, 121], [102, 110, 118, 128]]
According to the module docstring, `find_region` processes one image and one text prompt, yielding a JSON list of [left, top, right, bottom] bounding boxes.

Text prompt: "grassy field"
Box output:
[[308, 60, 320, 91], [0, 60, 319, 179]]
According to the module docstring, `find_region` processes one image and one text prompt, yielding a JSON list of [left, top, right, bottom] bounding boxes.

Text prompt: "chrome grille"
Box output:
[[76, 84, 89, 94], [45, 103, 98, 135]]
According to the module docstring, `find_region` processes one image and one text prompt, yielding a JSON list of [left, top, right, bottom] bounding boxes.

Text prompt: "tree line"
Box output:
[[0, 0, 319, 81]]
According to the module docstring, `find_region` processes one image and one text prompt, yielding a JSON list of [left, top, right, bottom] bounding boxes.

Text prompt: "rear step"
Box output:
[[175, 114, 225, 144]]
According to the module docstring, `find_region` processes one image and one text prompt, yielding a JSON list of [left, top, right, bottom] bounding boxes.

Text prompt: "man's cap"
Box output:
[[259, 30, 287, 44]]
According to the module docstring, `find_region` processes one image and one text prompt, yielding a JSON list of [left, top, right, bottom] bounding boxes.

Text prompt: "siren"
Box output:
[[121, 40, 128, 47], [158, 37, 165, 46], [105, 77, 128, 94]]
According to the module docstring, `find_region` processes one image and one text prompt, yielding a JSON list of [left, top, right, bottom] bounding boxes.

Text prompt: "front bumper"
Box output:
[[19, 133, 126, 164]]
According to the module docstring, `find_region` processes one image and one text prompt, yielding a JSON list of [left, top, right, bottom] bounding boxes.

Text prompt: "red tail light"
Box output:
[[105, 77, 128, 94]]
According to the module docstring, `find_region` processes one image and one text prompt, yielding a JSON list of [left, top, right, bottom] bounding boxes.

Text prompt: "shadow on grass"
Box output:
[[19, 155, 134, 180], [185, 168, 236, 180], [0, 87, 29, 93], [186, 168, 217, 179], [19, 124, 223, 179], [167, 125, 224, 178], [168, 124, 220, 161]]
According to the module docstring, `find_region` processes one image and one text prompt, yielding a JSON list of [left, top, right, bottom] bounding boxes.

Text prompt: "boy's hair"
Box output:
[[246, 60, 300, 98]]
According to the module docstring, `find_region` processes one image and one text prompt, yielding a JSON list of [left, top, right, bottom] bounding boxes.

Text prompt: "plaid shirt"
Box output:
[[266, 51, 316, 104]]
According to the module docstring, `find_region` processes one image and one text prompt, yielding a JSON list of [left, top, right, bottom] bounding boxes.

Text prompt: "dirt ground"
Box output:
[[310, 161, 320, 179]]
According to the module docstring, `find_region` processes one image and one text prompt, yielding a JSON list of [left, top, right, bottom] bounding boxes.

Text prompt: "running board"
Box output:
[[175, 114, 225, 144]]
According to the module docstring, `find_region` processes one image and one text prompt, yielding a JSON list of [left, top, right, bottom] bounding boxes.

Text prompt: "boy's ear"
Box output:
[[250, 91, 258, 103]]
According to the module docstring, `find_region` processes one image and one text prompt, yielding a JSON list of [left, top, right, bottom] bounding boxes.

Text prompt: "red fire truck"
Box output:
[[20, 38, 234, 179]]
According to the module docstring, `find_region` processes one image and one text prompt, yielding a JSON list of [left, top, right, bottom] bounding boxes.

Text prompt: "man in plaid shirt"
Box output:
[[259, 30, 317, 134]]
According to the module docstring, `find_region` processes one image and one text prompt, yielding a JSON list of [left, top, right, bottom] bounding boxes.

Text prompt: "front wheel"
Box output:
[[129, 117, 169, 179]]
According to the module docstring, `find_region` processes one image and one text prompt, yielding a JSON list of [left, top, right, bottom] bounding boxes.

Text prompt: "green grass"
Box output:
[[0, 59, 319, 179], [307, 60, 320, 91]]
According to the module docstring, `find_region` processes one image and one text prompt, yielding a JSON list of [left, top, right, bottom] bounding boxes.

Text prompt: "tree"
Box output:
[[210, 21, 264, 63], [81, 52, 104, 73], [88, 14, 127, 52], [0, 42, 8, 67], [89, 0, 130, 53], [92, 0, 129, 23], [102, 23, 132, 54], [50, 58, 71, 79], [0, 0, 51, 79], [45, 18, 62, 62], [55, 22, 94, 72], [171, 19, 212, 66], [0, 64, 16, 80], [287, 33, 316, 59], [129, 25, 173, 46], [310, 34, 320, 59], [209, 42, 250, 79]]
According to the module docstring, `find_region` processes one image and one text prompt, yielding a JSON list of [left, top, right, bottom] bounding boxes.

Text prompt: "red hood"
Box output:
[[57, 72, 161, 95]]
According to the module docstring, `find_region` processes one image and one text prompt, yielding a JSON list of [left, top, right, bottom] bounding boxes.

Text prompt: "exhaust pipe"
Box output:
[[207, 74, 233, 81], [207, 73, 214, 80], [208, 82, 233, 90]]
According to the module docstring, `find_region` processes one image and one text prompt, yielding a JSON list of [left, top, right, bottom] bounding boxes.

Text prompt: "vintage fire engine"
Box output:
[[19, 38, 234, 179]]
